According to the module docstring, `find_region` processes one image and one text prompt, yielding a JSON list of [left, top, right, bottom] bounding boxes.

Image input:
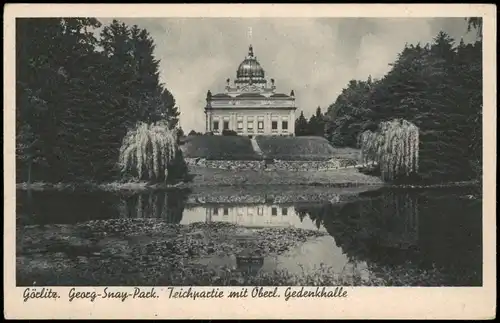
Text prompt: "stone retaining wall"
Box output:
[[265, 159, 358, 171], [185, 157, 359, 171]]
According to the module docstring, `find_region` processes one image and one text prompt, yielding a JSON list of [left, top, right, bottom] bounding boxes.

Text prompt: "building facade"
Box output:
[[204, 45, 297, 137]]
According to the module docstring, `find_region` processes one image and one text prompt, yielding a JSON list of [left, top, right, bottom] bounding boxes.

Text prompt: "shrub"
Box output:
[[188, 130, 202, 136], [359, 119, 419, 182], [222, 129, 238, 136], [118, 121, 188, 183]]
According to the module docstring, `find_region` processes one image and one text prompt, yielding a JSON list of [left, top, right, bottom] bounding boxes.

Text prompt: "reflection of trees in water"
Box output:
[[16, 189, 190, 225], [296, 187, 482, 285], [116, 189, 189, 224], [297, 204, 329, 230], [297, 190, 422, 264], [415, 189, 482, 285], [17, 190, 120, 225], [297, 210, 307, 223]]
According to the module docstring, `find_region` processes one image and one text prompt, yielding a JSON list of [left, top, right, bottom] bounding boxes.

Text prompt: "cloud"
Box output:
[[97, 17, 476, 132]]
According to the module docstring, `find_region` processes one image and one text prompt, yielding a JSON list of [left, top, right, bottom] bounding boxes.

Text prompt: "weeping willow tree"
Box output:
[[118, 121, 187, 183], [359, 119, 419, 182]]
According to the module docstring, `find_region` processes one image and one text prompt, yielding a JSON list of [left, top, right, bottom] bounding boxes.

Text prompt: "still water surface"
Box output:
[[16, 186, 482, 286]]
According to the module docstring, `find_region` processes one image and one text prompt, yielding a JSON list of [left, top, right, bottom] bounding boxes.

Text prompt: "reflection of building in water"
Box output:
[[182, 204, 325, 230], [208, 204, 301, 228]]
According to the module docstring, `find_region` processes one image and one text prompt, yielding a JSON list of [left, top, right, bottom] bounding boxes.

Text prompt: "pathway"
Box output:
[[250, 137, 264, 157]]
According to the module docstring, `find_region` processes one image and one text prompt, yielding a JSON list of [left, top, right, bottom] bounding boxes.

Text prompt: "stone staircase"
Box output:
[[250, 137, 264, 157]]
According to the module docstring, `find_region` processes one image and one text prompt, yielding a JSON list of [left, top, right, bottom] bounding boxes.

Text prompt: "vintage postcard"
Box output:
[[4, 3, 497, 320]]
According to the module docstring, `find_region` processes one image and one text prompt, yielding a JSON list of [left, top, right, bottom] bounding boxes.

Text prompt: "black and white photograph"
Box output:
[[5, 3, 496, 319], [14, 15, 486, 287]]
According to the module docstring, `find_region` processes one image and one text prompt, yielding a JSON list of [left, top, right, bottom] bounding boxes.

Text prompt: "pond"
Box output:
[[15, 185, 482, 287]]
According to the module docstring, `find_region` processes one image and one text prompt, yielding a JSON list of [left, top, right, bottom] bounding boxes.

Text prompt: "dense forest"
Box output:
[[298, 20, 483, 183], [16, 18, 181, 183]]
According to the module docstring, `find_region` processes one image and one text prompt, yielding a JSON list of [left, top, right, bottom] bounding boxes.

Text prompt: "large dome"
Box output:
[[236, 45, 265, 78]]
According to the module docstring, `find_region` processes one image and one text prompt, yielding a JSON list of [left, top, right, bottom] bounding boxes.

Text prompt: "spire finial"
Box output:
[[247, 27, 254, 57]]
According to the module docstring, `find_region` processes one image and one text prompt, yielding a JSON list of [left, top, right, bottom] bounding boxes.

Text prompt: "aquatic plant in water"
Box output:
[[118, 121, 183, 183], [359, 119, 419, 182]]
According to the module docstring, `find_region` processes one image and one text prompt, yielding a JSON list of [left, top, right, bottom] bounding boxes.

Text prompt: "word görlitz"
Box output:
[[68, 287, 157, 302], [284, 287, 348, 301], [23, 288, 60, 302]]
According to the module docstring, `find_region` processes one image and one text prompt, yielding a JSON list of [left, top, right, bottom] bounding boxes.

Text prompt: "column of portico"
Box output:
[[266, 112, 272, 135], [289, 108, 295, 136], [205, 111, 208, 133], [243, 111, 248, 135], [205, 109, 211, 133], [235, 111, 239, 133]]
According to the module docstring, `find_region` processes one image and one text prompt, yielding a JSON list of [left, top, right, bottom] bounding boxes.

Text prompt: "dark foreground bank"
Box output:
[[16, 220, 442, 286]]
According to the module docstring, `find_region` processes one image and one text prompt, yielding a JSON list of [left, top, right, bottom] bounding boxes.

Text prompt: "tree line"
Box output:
[[294, 106, 326, 137], [16, 18, 181, 183], [16, 18, 482, 185], [296, 20, 482, 183]]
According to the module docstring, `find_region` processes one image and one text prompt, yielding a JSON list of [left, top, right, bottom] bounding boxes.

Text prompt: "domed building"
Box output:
[[204, 45, 297, 137]]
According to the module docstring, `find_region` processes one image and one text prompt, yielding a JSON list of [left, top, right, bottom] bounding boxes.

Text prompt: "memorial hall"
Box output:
[[204, 45, 297, 137]]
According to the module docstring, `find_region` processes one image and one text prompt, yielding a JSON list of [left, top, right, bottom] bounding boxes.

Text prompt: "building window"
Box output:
[[223, 121, 229, 130], [282, 121, 288, 130], [282, 207, 288, 216], [223, 208, 229, 216], [257, 207, 264, 216], [272, 121, 278, 130], [247, 208, 254, 216], [213, 208, 219, 216], [258, 121, 264, 130], [247, 120, 254, 130], [213, 121, 219, 131], [271, 207, 277, 216]]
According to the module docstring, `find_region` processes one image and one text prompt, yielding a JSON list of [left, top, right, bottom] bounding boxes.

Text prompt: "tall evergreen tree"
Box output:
[[324, 78, 374, 146], [295, 111, 309, 136], [307, 106, 325, 137], [159, 89, 181, 129], [16, 18, 102, 181]]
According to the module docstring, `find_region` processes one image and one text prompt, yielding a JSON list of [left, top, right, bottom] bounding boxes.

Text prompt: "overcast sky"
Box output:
[[98, 18, 477, 132]]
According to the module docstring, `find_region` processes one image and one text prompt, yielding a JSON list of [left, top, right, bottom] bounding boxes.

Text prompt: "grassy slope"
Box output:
[[256, 135, 360, 161], [182, 134, 361, 162], [181, 135, 260, 160]]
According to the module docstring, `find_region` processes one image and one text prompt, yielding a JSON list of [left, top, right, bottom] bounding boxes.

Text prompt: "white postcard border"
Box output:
[[3, 3, 497, 320]]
